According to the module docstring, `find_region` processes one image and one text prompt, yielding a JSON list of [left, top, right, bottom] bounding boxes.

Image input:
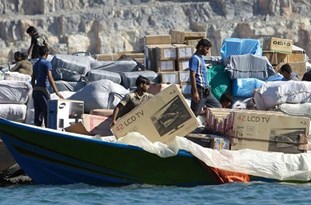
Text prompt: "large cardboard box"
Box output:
[[170, 30, 206, 44], [65, 114, 113, 136], [47, 99, 84, 130], [159, 71, 179, 84], [230, 110, 310, 153], [173, 44, 194, 59], [95, 53, 119, 61], [264, 37, 293, 54], [155, 45, 177, 60], [144, 35, 171, 45], [111, 84, 199, 143]]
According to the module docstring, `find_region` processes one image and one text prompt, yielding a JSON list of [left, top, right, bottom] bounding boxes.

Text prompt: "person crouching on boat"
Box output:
[[31, 46, 63, 127], [110, 75, 153, 128]]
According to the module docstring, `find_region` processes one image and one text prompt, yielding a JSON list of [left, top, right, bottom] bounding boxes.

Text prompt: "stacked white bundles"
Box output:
[[87, 69, 121, 84], [51, 54, 92, 82], [90, 60, 138, 72], [4, 72, 31, 82], [69, 79, 129, 113], [0, 80, 32, 122], [254, 81, 311, 110]]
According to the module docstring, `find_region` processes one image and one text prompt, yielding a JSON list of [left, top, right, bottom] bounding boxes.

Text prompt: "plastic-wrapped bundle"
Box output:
[[254, 81, 311, 110], [225, 54, 275, 80], [87, 69, 121, 84], [51, 54, 92, 82]]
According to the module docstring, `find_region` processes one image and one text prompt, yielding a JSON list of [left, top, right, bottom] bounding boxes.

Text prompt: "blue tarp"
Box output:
[[220, 38, 262, 65]]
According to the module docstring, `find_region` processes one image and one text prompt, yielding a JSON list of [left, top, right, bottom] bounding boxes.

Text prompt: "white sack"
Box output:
[[51, 54, 91, 82], [254, 81, 311, 110], [69, 79, 129, 113], [0, 80, 32, 104], [277, 103, 311, 118], [4, 71, 31, 82]]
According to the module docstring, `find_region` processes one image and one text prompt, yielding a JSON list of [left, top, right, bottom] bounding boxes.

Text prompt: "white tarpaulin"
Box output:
[[118, 132, 311, 181]]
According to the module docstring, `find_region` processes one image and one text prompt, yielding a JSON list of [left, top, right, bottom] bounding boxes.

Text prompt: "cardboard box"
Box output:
[[230, 110, 310, 153], [65, 114, 113, 136], [170, 30, 206, 44], [185, 133, 230, 150], [176, 59, 190, 71], [155, 59, 175, 72], [144, 35, 171, 45], [117, 51, 144, 59], [95, 53, 119, 61], [264, 37, 293, 54], [173, 44, 194, 59], [47, 99, 84, 130], [155, 45, 177, 60], [111, 84, 199, 143], [263, 51, 306, 66], [159, 71, 179, 84], [178, 71, 190, 83]]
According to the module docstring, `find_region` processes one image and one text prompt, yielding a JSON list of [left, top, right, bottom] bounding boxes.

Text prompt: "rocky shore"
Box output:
[[0, 0, 310, 64]]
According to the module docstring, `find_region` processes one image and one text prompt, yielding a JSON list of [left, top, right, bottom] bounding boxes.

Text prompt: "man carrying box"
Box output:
[[110, 75, 153, 127]]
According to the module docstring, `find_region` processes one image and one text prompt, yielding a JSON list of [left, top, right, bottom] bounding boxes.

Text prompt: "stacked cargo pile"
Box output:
[[204, 108, 310, 154], [262, 37, 308, 78]]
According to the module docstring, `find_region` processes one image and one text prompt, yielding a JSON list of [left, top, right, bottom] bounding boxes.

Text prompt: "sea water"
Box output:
[[1, 182, 311, 205]]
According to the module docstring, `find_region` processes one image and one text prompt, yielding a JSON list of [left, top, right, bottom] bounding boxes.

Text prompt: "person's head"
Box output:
[[20, 52, 28, 60], [26, 26, 37, 36], [13, 51, 22, 62], [136, 75, 150, 92], [196, 38, 212, 56], [39, 46, 49, 57], [219, 92, 233, 108], [279, 63, 292, 80], [302, 71, 311, 81]]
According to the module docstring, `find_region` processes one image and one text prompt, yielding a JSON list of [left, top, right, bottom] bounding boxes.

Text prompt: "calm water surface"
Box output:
[[1, 182, 311, 205]]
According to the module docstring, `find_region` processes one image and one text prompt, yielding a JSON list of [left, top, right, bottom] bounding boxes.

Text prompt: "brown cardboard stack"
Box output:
[[262, 37, 307, 77], [229, 110, 310, 153], [143, 35, 172, 70], [155, 44, 177, 72], [111, 84, 199, 143]]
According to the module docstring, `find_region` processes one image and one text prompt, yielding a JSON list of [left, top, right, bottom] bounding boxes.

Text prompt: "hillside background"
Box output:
[[0, 0, 310, 64]]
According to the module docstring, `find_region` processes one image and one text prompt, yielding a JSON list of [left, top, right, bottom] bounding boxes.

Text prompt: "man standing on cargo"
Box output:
[[26, 26, 48, 60], [189, 39, 221, 116], [110, 75, 153, 127]]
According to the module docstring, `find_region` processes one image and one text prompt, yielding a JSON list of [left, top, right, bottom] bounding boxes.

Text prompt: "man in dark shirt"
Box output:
[[26, 26, 48, 59]]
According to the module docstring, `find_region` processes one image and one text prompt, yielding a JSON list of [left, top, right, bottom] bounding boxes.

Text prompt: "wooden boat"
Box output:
[[0, 117, 234, 186]]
